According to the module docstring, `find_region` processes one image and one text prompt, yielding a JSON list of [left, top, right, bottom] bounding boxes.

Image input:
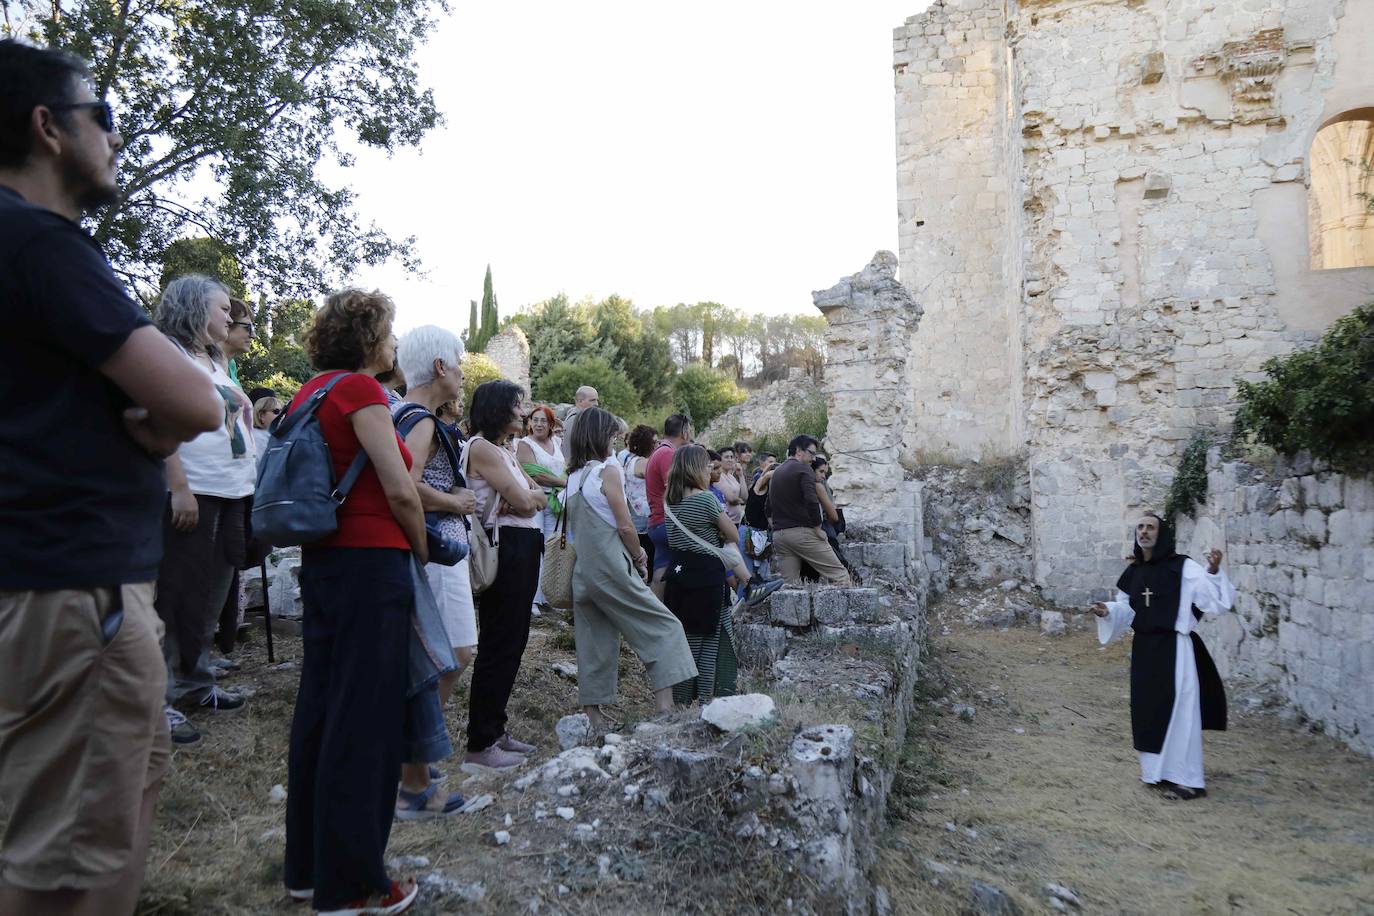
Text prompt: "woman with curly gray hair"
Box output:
[[153, 275, 257, 745]]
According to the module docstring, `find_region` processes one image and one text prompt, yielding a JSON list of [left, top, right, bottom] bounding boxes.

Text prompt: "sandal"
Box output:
[[1157, 782, 1207, 801], [428, 765, 447, 784], [395, 783, 465, 821]]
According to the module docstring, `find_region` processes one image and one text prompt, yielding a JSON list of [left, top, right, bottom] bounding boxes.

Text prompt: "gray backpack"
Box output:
[[252, 373, 369, 546]]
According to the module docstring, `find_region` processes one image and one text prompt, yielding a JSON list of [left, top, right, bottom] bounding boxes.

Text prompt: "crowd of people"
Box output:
[[0, 38, 860, 916]]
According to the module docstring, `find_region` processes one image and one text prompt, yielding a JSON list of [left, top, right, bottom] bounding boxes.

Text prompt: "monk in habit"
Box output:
[[1091, 513, 1235, 800]]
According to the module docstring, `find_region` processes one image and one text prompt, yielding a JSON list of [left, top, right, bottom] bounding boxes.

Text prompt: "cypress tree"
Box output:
[[467, 299, 479, 348], [478, 265, 498, 350]]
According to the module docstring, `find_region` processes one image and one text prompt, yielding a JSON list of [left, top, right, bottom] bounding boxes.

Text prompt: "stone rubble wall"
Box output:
[[1177, 451, 1374, 757], [484, 324, 531, 396], [697, 367, 820, 448], [896, 0, 1374, 605]]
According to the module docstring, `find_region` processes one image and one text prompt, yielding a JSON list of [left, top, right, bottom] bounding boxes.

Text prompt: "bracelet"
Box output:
[[633, 551, 647, 564]]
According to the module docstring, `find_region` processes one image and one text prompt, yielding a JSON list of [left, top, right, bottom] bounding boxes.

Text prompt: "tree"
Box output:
[[514, 294, 601, 390], [466, 299, 479, 350], [536, 356, 638, 418], [672, 364, 746, 429], [158, 236, 246, 298], [473, 265, 499, 351], [460, 352, 503, 414], [589, 294, 675, 406], [236, 297, 316, 395], [5, 0, 445, 301]]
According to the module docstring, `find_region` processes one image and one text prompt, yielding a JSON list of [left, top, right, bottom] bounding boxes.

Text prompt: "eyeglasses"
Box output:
[[49, 100, 116, 134], [260, 408, 281, 416], [229, 321, 255, 333]]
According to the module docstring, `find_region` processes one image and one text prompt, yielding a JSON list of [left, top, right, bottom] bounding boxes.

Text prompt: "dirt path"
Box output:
[[875, 600, 1374, 916]]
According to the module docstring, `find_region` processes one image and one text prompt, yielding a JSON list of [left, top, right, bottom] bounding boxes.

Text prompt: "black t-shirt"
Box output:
[[744, 470, 770, 529], [0, 185, 164, 588]]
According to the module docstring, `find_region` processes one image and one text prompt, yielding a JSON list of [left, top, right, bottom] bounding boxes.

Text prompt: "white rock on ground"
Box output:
[[552, 661, 578, 680], [269, 784, 287, 804], [555, 713, 592, 750], [701, 693, 778, 731], [1040, 610, 1066, 636], [555, 806, 575, 820]]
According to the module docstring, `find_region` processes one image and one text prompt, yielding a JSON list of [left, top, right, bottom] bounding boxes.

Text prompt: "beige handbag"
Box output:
[[540, 478, 577, 609], [461, 438, 499, 595]]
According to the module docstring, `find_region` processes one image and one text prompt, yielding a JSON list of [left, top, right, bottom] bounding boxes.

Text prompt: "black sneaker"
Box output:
[[165, 706, 201, 745], [192, 687, 245, 713], [744, 578, 786, 608]]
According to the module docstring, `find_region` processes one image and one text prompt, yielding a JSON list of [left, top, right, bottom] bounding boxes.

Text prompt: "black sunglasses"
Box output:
[[49, 100, 116, 134]]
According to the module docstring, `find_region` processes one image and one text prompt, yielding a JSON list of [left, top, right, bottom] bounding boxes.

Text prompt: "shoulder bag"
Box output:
[[539, 469, 582, 610], [663, 496, 746, 573], [461, 437, 500, 594]]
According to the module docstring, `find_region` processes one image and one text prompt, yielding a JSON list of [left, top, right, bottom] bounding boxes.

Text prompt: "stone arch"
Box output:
[[1308, 108, 1374, 269]]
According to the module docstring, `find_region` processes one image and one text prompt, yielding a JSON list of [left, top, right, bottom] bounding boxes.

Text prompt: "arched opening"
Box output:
[[1309, 109, 1374, 270]]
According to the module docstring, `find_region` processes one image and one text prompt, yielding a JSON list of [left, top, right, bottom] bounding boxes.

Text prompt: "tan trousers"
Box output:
[[0, 584, 169, 890], [773, 526, 852, 586]]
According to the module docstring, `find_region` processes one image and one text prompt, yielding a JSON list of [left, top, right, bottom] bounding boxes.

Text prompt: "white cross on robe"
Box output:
[[1142, 587, 1153, 606]]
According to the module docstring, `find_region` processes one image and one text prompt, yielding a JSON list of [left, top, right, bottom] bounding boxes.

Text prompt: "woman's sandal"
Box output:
[[1157, 782, 1207, 801], [395, 783, 465, 821]]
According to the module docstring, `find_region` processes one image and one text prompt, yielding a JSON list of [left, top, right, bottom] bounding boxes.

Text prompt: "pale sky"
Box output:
[[347, 1, 934, 333]]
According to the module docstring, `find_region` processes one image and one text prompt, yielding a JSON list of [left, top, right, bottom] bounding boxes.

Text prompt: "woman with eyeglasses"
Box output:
[[221, 298, 255, 388], [251, 396, 281, 456]]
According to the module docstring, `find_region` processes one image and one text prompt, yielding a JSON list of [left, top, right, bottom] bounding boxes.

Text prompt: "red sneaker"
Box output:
[[316, 878, 418, 915]]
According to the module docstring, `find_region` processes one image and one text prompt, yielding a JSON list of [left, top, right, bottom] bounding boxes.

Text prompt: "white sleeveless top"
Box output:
[[176, 349, 256, 498], [520, 435, 565, 477], [565, 459, 617, 529], [467, 436, 540, 529]]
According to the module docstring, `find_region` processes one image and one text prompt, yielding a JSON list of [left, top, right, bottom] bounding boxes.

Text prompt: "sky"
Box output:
[[346, 1, 935, 333]]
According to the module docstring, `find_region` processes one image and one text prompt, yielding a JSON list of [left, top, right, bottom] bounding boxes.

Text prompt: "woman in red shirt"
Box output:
[[281, 290, 427, 915]]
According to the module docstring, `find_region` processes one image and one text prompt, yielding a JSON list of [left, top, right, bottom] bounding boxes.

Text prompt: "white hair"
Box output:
[[397, 324, 464, 389]]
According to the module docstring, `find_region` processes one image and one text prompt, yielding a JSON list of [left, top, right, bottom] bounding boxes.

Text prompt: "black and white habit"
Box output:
[[1097, 519, 1235, 790]]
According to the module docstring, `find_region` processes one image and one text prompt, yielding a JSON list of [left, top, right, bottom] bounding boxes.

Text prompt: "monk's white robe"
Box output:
[[1097, 560, 1235, 789]]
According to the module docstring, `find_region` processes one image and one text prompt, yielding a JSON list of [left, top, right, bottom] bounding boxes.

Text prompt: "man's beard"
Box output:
[[64, 155, 122, 211]]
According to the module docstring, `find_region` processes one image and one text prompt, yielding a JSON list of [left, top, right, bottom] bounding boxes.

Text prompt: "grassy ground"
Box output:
[[875, 604, 1374, 916]]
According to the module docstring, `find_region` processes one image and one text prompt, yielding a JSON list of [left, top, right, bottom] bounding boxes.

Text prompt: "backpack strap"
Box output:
[[272, 372, 371, 505], [393, 404, 461, 481]]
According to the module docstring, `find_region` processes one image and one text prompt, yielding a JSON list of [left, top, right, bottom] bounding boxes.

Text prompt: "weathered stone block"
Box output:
[[769, 589, 812, 628], [735, 624, 788, 669], [863, 542, 906, 570], [790, 725, 855, 807], [651, 748, 727, 799], [846, 588, 881, 622], [701, 694, 777, 732], [813, 588, 849, 626]]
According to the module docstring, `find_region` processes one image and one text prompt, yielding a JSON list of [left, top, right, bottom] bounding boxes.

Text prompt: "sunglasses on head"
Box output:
[[49, 100, 116, 134]]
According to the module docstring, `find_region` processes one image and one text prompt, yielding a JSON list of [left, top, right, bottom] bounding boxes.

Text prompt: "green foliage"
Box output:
[[236, 297, 316, 395], [468, 265, 499, 352], [1164, 435, 1212, 521], [466, 300, 479, 350], [673, 364, 746, 430], [783, 388, 829, 442], [254, 371, 304, 403], [7, 0, 444, 300], [460, 352, 504, 413], [515, 295, 603, 390], [158, 237, 246, 298], [537, 357, 639, 418], [1233, 303, 1374, 474], [589, 295, 675, 405]]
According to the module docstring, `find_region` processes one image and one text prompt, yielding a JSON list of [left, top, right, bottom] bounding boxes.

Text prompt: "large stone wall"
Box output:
[[1177, 452, 1374, 757], [484, 325, 530, 396], [896, 0, 1374, 604]]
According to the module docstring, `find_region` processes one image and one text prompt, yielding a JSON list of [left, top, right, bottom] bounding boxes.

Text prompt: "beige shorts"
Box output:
[[0, 583, 170, 891]]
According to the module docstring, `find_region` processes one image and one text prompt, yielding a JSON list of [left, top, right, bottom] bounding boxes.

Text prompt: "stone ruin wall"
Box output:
[[1178, 454, 1374, 757], [895, 0, 1374, 605], [484, 324, 531, 396]]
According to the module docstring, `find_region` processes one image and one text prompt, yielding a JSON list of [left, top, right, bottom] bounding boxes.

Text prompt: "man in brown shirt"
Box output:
[[769, 435, 851, 585]]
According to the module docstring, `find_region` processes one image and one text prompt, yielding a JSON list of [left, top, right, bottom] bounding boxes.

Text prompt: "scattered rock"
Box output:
[[1044, 883, 1081, 908], [552, 661, 578, 680], [460, 794, 493, 814], [555, 806, 575, 820], [492, 830, 510, 846], [970, 880, 1021, 915], [701, 694, 778, 732], [388, 855, 430, 870], [1040, 610, 1066, 636], [572, 823, 595, 840], [555, 713, 593, 750], [999, 579, 1019, 591], [556, 784, 579, 797], [952, 704, 976, 721], [269, 784, 287, 804], [420, 871, 486, 902], [924, 859, 952, 874]]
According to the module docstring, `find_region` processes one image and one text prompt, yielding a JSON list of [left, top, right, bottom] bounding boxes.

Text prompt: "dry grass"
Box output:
[[874, 610, 1374, 916]]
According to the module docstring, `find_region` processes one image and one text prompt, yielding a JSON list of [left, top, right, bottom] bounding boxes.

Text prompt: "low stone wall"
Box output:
[[1178, 450, 1374, 757], [697, 367, 820, 448]]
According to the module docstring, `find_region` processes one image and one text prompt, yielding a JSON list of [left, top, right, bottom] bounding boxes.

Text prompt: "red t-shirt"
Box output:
[[645, 441, 675, 527], [288, 371, 412, 551]]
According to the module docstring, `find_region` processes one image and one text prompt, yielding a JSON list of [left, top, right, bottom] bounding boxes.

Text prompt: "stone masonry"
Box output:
[[1177, 451, 1374, 757], [894, 0, 1374, 604], [484, 324, 530, 396]]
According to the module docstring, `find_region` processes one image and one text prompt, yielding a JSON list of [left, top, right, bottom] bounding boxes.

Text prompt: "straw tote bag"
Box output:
[[460, 438, 499, 595], [539, 476, 577, 610]]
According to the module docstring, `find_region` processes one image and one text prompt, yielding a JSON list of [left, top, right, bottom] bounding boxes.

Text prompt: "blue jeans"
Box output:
[[648, 522, 670, 572], [284, 547, 411, 908]]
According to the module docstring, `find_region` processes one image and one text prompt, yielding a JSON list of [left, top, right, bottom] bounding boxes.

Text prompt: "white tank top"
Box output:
[[566, 459, 618, 529], [520, 435, 565, 477]]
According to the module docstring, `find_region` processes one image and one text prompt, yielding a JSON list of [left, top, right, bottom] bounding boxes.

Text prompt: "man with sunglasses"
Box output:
[[0, 39, 223, 916]]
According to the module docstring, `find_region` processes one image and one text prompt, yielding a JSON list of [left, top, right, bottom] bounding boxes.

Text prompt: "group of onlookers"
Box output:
[[0, 37, 858, 916]]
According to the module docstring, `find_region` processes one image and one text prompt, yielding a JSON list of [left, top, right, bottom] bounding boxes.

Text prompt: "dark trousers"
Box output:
[[284, 548, 411, 909], [467, 526, 543, 752]]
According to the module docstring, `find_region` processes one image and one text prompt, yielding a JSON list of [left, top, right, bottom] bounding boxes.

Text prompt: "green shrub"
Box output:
[[782, 388, 828, 442], [673, 364, 746, 430], [1164, 434, 1212, 521], [461, 352, 504, 413], [1233, 303, 1374, 474], [536, 356, 640, 418]]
